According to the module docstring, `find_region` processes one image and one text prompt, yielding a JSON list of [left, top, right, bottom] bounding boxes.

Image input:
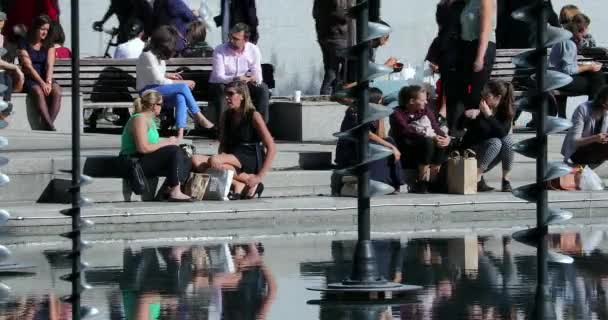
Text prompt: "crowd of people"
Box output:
[[322, 1, 608, 195]]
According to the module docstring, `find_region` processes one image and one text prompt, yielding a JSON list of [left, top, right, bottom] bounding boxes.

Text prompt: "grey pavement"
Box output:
[[2, 189, 608, 244], [2, 129, 608, 244]]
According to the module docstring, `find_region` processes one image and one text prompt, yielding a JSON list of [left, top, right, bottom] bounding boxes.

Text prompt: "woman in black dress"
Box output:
[[18, 15, 61, 131], [193, 81, 276, 199]]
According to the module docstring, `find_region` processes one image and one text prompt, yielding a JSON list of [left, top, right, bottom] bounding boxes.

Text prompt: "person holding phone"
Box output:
[[562, 86, 608, 166], [390, 85, 450, 194], [550, 14, 606, 102], [457, 80, 514, 192], [136, 25, 216, 140]]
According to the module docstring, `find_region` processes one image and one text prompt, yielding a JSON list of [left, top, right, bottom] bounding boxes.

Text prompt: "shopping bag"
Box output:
[[203, 168, 234, 201], [447, 150, 478, 195], [579, 166, 604, 191], [545, 165, 581, 191], [184, 173, 210, 201]]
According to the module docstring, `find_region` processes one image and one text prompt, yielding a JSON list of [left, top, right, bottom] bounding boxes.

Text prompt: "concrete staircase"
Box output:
[[2, 128, 608, 203]]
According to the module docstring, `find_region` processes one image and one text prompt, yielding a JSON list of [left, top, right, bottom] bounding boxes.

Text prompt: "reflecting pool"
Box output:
[[1, 228, 607, 319]]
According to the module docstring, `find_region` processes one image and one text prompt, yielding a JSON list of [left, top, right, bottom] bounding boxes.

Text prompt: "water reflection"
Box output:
[[302, 231, 608, 319], [1, 242, 276, 320], [0, 230, 608, 319]]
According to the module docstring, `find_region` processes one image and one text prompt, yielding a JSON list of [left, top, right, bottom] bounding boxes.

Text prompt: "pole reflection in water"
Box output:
[[2, 232, 608, 319]]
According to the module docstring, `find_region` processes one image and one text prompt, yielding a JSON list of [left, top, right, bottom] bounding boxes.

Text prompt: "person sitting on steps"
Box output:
[[457, 79, 515, 192], [120, 90, 193, 202], [549, 14, 606, 107], [136, 25, 217, 140], [333, 87, 404, 195], [192, 81, 276, 199], [209, 23, 269, 123], [562, 85, 608, 167], [18, 15, 61, 131], [390, 85, 450, 194]]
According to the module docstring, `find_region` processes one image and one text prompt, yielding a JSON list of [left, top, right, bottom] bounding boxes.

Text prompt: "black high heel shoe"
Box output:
[[228, 190, 241, 200], [241, 183, 264, 199]]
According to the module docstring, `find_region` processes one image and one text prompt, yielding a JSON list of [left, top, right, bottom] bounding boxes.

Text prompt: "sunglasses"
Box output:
[[225, 91, 239, 97]]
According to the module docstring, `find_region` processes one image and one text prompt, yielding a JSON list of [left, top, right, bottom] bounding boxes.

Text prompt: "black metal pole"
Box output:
[[369, 0, 380, 22], [349, 0, 380, 284], [535, 1, 549, 318], [70, 0, 82, 319]]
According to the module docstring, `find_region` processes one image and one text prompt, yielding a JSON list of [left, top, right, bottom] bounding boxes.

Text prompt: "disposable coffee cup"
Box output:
[[294, 90, 302, 103]]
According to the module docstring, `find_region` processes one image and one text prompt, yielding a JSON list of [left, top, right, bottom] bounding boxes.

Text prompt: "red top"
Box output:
[[55, 46, 71, 59], [389, 107, 446, 139], [4, 0, 60, 42]]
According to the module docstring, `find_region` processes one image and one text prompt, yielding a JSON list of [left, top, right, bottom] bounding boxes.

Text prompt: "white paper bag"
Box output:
[[203, 168, 234, 201]]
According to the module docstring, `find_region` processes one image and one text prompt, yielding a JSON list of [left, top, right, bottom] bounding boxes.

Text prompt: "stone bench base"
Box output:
[[7, 92, 83, 133]]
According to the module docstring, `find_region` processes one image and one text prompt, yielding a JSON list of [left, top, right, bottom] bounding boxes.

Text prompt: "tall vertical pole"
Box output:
[[356, 0, 370, 244], [350, 0, 380, 284], [535, 1, 548, 318], [70, 0, 82, 319]]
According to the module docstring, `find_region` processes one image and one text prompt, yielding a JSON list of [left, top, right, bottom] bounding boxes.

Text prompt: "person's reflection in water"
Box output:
[[221, 243, 277, 320]]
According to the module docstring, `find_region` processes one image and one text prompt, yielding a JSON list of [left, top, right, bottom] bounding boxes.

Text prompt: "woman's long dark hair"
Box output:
[[27, 15, 52, 49], [146, 25, 178, 60], [482, 80, 514, 122]]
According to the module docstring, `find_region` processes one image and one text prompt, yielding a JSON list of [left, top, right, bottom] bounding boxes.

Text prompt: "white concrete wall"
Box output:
[[58, 1, 608, 96]]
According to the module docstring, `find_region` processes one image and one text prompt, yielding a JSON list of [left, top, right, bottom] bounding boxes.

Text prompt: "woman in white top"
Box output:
[[136, 25, 216, 139]]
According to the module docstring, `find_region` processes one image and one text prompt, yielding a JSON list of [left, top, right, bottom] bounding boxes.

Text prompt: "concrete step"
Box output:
[[0, 170, 333, 202]]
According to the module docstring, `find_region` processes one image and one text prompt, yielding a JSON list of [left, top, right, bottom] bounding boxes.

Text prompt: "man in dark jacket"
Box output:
[[496, 0, 559, 49], [313, 0, 349, 95], [214, 0, 259, 44]]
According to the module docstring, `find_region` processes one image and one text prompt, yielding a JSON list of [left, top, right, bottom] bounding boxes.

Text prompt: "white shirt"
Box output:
[[209, 42, 263, 84], [136, 51, 174, 91], [113, 38, 145, 59]]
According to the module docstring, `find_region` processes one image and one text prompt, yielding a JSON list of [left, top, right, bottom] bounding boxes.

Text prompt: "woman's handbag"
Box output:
[[203, 168, 234, 201], [120, 155, 148, 195], [184, 172, 211, 200], [446, 149, 478, 194]]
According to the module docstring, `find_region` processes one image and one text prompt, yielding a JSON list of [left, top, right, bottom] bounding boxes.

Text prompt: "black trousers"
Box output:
[[570, 143, 608, 165], [559, 71, 606, 100], [138, 145, 191, 187], [0, 71, 13, 101], [318, 40, 347, 95], [447, 40, 496, 132], [211, 82, 269, 122], [397, 136, 448, 168]]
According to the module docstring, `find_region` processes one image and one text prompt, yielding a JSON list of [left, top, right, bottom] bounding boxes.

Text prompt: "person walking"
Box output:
[[93, 0, 153, 45], [151, 0, 197, 53], [214, 0, 259, 44], [313, 0, 349, 96]]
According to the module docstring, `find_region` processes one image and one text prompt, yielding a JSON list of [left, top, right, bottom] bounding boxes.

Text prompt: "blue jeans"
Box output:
[[141, 83, 201, 129]]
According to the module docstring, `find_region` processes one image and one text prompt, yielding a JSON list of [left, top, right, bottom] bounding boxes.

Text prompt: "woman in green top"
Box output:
[[121, 90, 193, 202]]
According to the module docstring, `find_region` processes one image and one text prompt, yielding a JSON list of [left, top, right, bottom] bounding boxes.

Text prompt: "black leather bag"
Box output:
[[120, 155, 148, 195]]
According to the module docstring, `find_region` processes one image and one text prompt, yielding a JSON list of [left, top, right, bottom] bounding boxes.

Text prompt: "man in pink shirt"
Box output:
[[209, 23, 268, 122]]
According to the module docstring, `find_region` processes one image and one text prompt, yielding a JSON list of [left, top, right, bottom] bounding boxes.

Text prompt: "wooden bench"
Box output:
[[54, 58, 214, 106], [54, 58, 214, 127], [491, 48, 601, 119]]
